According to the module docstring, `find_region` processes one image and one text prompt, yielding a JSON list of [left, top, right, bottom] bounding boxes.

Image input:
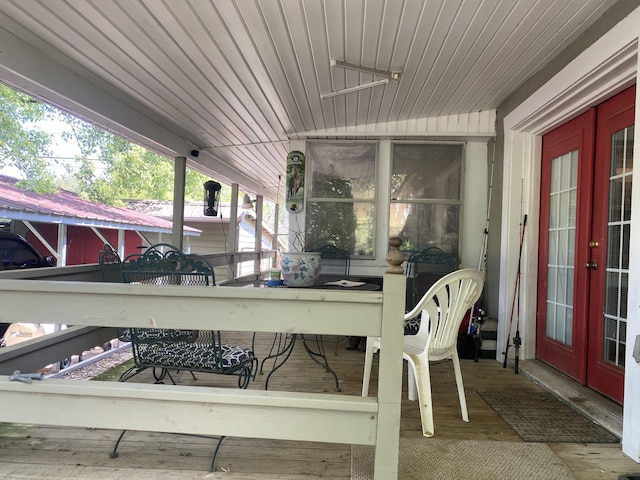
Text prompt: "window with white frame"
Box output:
[[305, 142, 377, 257], [390, 143, 463, 256]]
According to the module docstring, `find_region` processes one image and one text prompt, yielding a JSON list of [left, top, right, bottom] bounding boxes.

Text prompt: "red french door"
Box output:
[[537, 86, 635, 403], [536, 109, 595, 383]]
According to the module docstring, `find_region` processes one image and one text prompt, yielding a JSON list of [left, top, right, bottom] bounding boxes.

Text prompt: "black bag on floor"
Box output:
[[457, 333, 476, 360]]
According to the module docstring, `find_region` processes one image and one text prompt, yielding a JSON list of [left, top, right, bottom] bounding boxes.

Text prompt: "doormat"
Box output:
[[477, 389, 619, 443], [352, 437, 576, 480]]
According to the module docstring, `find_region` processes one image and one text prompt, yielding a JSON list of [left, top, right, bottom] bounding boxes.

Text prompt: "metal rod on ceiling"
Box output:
[[331, 59, 394, 78], [320, 78, 390, 99]]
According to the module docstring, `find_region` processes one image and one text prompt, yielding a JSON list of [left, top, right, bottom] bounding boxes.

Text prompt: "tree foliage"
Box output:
[[0, 84, 59, 192], [1, 83, 218, 204], [305, 176, 357, 253]]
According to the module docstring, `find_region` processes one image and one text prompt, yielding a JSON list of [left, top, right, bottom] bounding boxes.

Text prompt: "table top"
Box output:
[[219, 278, 381, 291]]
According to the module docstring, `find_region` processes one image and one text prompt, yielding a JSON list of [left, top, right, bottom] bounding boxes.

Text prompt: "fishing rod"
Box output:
[[503, 214, 527, 369], [514, 275, 522, 374], [467, 143, 496, 340]]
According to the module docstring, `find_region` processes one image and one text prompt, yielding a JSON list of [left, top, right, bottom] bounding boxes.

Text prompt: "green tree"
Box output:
[[71, 146, 215, 206], [0, 84, 59, 192], [305, 177, 357, 252], [1, 82, 215, 204], [55, 110, 212, 205]]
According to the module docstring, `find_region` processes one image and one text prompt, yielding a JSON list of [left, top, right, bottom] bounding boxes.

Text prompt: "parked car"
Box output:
[[0, 231, 56, 340], [0, 231, 56, 271]]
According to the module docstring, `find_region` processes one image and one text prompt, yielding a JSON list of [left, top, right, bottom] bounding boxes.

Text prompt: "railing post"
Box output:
[[373, 237, 406, 479]]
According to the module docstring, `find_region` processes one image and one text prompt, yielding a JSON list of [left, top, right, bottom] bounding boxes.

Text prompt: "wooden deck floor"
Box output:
[[0, 332, 638, 479]]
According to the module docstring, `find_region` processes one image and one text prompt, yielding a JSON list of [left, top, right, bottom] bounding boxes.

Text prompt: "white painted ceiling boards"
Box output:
[[0, 0, 618, 200]]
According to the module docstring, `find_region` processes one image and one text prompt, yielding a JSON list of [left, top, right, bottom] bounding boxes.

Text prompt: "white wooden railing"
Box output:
[[0, 250, 275, 372], [0, 270, 406, 478]]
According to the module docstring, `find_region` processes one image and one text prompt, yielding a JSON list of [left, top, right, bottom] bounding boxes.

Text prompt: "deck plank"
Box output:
[[1, 332, 638, 479]]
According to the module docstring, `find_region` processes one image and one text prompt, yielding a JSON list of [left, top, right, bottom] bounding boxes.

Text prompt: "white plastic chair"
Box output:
[[362, 268, 484, 437]]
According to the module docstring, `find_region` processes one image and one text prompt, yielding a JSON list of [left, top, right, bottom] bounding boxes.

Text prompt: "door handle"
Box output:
[[584, 260, 598, 270]]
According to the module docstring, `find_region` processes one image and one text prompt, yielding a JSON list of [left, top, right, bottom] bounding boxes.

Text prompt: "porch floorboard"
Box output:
[[0, 332, 637, 479]]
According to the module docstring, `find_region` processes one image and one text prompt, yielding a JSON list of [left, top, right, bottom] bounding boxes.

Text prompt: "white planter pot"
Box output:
[[281, 252, 322, 287]]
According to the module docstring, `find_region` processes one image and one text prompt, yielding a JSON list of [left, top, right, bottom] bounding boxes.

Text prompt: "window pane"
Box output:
[[391, 144, 462, 200], [566, 307, 573, 346], [307, 143, 376, 199], [390, 203, 459, 254], [608, 225, 621, 269], [546, 302, 555, 338], [611, 130, 626, 176], [305, 142, 376, 257], [390, 144, 462, 255], [549, 194, 558, 229], [548, 230, 558, 265], [306, 201, 374, 256], [545, 150, 577, 347], [602, 125, 633, 367]]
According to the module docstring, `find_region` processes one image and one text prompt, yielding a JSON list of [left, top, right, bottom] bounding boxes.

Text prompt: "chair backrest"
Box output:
[[121, 243, 215, 286], [405, 268, 483, 356], [98, 244, 122, 282], [311, 244, 350, 278], [405, 247, 459, 308]]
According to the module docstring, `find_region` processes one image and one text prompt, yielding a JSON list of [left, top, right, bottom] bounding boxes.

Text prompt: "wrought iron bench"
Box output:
[[117, 243, 258, 387], [98, 244, 131, 343], [97, 244, 122, 283], [110, 243, 258, 470]]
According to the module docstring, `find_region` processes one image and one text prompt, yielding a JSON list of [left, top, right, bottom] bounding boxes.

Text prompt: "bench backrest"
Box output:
[[405, 247, 458, 308], [121, 243, 215, 286], [98, 244, 122, 283], [117, 244, 258, 383], [310, 244, 351, 278]]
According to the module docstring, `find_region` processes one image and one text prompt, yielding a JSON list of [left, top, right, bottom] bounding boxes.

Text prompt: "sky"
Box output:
[[1, 119, 103, 179]]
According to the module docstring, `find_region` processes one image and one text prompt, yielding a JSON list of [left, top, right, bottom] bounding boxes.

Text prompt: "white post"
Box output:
[[172, 156, 187, 250]]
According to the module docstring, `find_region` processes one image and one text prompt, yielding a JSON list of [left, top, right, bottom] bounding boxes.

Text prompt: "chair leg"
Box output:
[[208, 435, 226, 472], [407, 353, 434, 437], [451, 353, 469, 422], [334, 335, 348, 354], [361, 337, 376, 397], [110, 429, 127, 458], [406, 361, 418, 401]]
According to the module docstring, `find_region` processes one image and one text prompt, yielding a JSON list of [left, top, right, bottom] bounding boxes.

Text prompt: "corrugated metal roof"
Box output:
[[0, 175, 200, 235]]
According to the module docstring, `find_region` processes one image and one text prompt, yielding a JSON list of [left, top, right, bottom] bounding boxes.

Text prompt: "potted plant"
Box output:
[[280, 217, 321, 287]]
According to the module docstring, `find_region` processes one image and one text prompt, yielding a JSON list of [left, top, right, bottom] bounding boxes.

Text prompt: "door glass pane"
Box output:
[[545, 151, 577, 346], [548, 231, 557, 264], [603, 125, 633, 367], [549, 194, 558, 229]]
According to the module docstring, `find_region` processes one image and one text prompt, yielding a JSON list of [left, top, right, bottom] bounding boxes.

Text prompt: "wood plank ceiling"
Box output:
[[0, 0, 618, 200]]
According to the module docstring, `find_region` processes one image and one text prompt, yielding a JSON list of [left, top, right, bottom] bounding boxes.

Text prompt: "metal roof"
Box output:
[[0, 175, 200, 235], [125, 200, 232, 223]]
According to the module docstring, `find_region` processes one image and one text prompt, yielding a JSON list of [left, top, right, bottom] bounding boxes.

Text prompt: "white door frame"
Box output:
[[500, 8, 639, 461]]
